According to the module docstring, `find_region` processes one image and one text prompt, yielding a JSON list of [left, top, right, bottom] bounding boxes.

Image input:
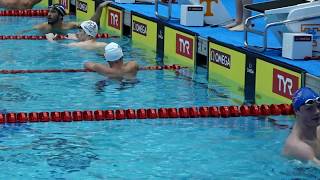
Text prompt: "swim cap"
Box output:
[[104, 42, 123, 62], [49, 4, 66, 16], [292, 87, 319, 110], [80, 20, 98, 37]]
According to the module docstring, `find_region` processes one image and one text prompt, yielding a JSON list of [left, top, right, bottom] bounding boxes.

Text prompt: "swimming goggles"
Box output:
[[304, 97, 320, 106]]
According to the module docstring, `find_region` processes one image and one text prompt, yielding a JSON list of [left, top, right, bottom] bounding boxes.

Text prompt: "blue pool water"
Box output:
[[0, 14, 318, 179], [1, 117, 314, 179]]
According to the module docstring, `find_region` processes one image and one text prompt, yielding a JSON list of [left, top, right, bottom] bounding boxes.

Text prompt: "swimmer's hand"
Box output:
[[91, 1, 113, 24], [64, 33, 78, 40], [45, 33, 58, 42]]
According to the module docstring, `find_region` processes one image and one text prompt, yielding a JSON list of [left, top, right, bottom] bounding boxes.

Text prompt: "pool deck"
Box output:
[[76, 0, 320, 104], [123, 3, 318, 63]]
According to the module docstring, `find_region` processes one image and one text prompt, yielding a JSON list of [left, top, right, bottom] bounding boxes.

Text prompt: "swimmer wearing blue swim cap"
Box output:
[[292, 87, 320, 111], [283, 87, 320, 165]]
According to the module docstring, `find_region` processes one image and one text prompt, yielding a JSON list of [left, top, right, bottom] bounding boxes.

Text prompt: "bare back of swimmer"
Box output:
[[84, 42, 139, 81], [18, 1, 112, 35]]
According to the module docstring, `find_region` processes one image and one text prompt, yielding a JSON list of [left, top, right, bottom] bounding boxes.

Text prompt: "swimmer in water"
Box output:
[[46, 20, 107, 51], [84, 42, 139, 81], [18, 1, 112, 35], [283, 87, 320, 165], [0, 0, 41, 10]]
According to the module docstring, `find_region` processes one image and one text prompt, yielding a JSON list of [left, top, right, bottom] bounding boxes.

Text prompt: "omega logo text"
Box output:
[[210, 48, 231, 69], [132, 20, 147, 36]]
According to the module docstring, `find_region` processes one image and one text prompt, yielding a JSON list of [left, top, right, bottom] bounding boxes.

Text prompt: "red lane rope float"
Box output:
[[0, 9, 48, 16], [0, 33, 119, 40], [0, 69, 93, 74], [139, 64, 184, 70], [0, 104, 294, 123], [0, 65, 183, 74]]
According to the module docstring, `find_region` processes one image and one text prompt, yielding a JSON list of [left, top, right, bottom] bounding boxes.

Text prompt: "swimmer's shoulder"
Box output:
[[125, 60, 139, 69], [123, 61, 138, 74], [283, 137, 316, 161]]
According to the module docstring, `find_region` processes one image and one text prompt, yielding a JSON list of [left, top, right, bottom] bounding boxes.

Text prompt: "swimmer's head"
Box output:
[[48, 4, 66, 24], [79, 20, 98, 38], [293, 87, 320, 126], [104, 42, 123, 63], [293, 87, 320, 111]]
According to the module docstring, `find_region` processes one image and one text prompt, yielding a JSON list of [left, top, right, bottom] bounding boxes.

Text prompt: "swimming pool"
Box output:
[[0, 13, 318, 179]]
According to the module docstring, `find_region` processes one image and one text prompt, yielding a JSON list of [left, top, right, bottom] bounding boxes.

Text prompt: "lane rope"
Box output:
[[0, 9, 48, 16], [0, 65, 184, 74], [0, 104, 293, 123], [0, 33, 119, 40]]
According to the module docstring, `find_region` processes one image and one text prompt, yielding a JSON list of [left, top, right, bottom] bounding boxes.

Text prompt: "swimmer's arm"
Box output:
[[311, 157, 320, 165], [52, 41, 84, 48], [84, 62, 115, 76], [0, 0, 41, 9], [283, 141, 320, 165], [66, 22, 80, 30], [45, 33, 58, 42], [16, 23, 46, 35], [91, 1, 113, 24], [18, 0, 42, 9], [45, 32, 79, 45], [64, 42, 84, 48], [46, 33, 71, 44], [126, 61, 139, 73], [16, 25, 39, 34], [23, 0, 42, 9], [65, 33, 78, 40], [84, 62, 97, 71], [133, 61, 139, 71]]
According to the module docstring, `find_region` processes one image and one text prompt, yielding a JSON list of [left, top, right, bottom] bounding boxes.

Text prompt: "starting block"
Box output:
[[180, 5, 204, 26], [189, 0, 232, 26], [244, 0, 320, 54], [282, 33, 313, 59]]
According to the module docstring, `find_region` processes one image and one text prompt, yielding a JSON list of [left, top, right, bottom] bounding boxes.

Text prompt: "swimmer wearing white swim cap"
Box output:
[[45, 20, 107, 51], [84, 42, 139, 80]]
